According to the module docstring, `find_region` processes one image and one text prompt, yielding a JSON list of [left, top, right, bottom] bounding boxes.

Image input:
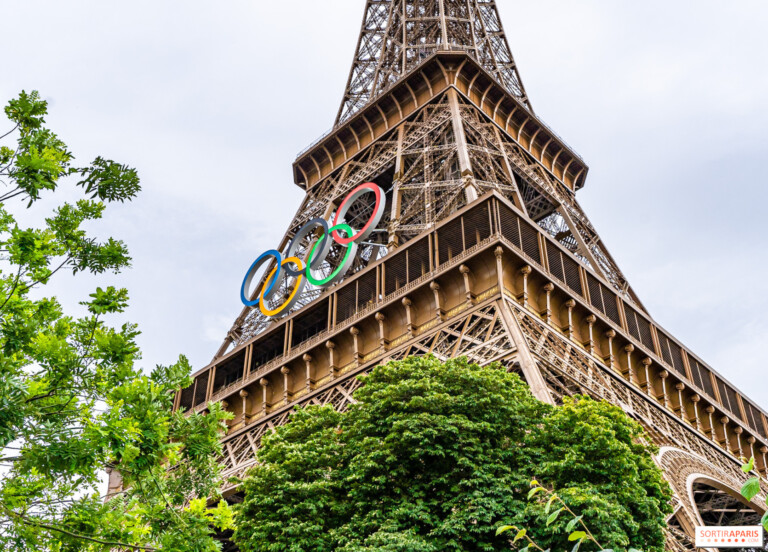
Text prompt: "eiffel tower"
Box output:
[[174, 1, 768, 548]]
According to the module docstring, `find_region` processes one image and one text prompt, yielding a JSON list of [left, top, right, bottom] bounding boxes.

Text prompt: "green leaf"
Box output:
[[742, 457, 755, 473], [547, 508, 564, 526], [566, 515, 583, 533], [569, 531, 587, 542], [528, 486, 544, 499], [496, 525, 515, 537], [530, 479, 539, 487], [741, 477, 761, 501], [77, 156, 140, 202], [121, 443, 140, 464], [762, 512, 768, 532], [600, 549, 615, 552], [520, 547, 529, 552], [571, 540, 582, 552], [544, 494, 558, 514], [513, 529, 527, 543], [628, 548, 643, 552]]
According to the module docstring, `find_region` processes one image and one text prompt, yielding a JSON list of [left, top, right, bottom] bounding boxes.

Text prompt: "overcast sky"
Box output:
[[2, 0, 767, 409]]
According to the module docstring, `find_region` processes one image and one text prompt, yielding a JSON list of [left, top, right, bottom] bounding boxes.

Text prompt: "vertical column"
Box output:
[[430, 281, 445, 320], [438, 0, 449, 46], [326, 341, 338, 380], [519, 266, 532, 309], [746, 436, 756, 463], [259, 379, 270, 416], [244, 344, 253, 380], [675, 383, 686, 422], [402, 297, 415, 336], [388, 125, 405, 249], [585, 315, 596, 356], [604, 330, 616, 369], [691, 395, 703, 432], [624, 344, 636, 385], [705, 406, 717, 443], [542, 283, 554, 324], [720, 416, 730, 450], [733, 426, 744, 458], [350, 326, 363, 366], [239, 389, 251, 427], [494, 246, 504, 293], [659, 370, 671, 409], [447, 88, 478, 202], [303, 355, 314, 393], [641, 357, 653, 396], [720, 416, 731, 450], [375, 312, 390, 351], [564, 300, 576, 340], [206, 366, 217, 403], [460, 265, 476, 306], [281, 366, 292, 401]]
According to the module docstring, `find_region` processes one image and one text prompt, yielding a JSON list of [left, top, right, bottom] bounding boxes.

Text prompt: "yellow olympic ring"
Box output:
[[258, 256, 305, 317]]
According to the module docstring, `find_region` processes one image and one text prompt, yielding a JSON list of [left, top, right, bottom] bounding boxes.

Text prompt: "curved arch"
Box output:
[[403, 82, 418, 110], [467, 71, 482, 97], [389, 93, 403, 119], [480, 82, 494, 109], [375, 104, 390, 130], [687, 474, 764, 527], [453, 58, 468, 85], [419, 70, 434, 97], [434, 58, 451, 89], [334, 136, 348, 161], [657, 447, 767, 548]]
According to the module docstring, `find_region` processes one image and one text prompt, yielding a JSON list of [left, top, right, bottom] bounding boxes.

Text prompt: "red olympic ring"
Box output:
[[332, 182, 384, 245]]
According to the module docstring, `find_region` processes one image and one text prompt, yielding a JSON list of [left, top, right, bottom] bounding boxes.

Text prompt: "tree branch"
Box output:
[[3, 506, 159, 551], [0, 123, 19, 140]]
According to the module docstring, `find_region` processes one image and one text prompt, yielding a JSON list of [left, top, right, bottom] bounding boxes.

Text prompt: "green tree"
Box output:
[[233, 355, 671, 552], [0, 90, 232, 551]]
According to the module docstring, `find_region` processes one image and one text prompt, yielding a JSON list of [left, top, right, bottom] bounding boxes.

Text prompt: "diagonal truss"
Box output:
[[221, 89, 645, 357], [216, 299, 555, 491], [336, 0, 531, 125], [187, 4, 768, 548]]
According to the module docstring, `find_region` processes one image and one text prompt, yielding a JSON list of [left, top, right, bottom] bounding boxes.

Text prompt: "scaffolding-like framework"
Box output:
[[172, 2, 768, 549]]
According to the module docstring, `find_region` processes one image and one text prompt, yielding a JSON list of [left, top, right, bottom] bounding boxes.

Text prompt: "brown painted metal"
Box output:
[[180, 1, 768, 547]]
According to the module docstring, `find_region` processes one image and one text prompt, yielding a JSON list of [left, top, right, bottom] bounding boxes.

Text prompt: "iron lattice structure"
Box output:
[[336, 0, 531, 124], [171, 2, 768, 550]]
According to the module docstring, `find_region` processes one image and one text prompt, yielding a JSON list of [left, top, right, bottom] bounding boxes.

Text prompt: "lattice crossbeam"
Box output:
[[337, 0, 531, 125]]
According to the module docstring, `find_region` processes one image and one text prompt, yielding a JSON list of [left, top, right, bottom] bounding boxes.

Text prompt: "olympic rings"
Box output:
[[306, 224, 357, 288], [259, 256, 306, 317], [240, 182, 385, 318], [284, 218, 330, 277], [332, 182, 385, 245], [240, 250, 281, 307]]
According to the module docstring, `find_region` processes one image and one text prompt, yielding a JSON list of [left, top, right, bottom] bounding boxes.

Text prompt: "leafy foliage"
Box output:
[[234, 355, 672, 552], [0, 91, 232, 551], [739, 457, 768, 531]]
